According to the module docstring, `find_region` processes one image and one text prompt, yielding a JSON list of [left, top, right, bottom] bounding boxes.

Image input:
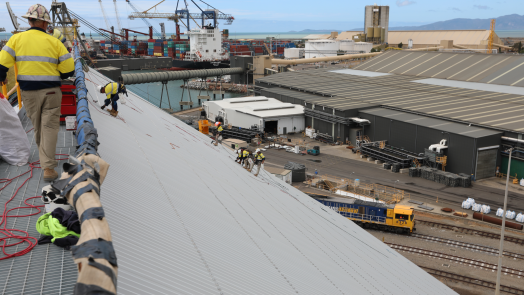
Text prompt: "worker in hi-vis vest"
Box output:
[[253, 149, 266, 177], [46, 25, 66, 44], [98, 82, 127, 117], [0, 4, 74, 182], [213, 122, 224, 146]]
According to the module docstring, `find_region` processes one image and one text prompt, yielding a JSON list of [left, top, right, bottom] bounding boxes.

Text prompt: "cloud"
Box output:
[[473, 5, 491, 9], [428, 9, 438, 12], [450, 7, 462, 12], [396, 0, 416, 7]]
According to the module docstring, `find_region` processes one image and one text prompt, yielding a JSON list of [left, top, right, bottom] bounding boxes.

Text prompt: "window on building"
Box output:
[[213, 49, 216, 52], [206, 50, 209, 53]]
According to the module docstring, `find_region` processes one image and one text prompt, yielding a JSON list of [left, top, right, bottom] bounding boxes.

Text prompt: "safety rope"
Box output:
[[0, 155, 68, 260]]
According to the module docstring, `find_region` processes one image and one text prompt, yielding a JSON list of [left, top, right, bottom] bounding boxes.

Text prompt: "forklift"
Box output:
[[307, 146, 320, 156]]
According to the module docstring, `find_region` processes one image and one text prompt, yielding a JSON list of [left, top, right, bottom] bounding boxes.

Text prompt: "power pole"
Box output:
[[495, 147, 512, 294]]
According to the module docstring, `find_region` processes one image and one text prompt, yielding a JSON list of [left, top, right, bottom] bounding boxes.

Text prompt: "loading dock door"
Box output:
[[476, 146, 499, 180], [264, 121, 278, 134]]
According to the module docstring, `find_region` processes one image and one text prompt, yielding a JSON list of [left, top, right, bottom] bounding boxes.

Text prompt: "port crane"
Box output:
[[6, 2, 31, 33], [113, 0, 122, 34], [125, 0, 162, 38], [98, 0, 112, 31], [128, 0, 233, 40]]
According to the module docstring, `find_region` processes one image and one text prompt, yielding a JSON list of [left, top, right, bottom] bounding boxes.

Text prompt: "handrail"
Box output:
[[13, 64, 21, 110]]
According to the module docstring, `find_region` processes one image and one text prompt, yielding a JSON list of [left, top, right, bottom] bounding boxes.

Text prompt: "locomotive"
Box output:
[[313, 196, 416, 234]]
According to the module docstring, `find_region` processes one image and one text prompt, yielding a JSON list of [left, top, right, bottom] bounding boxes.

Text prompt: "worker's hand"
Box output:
[[0, 79, 7, 86]]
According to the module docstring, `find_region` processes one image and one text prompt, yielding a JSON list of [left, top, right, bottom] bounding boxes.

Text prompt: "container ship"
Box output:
[[92, 27, 298, 71]]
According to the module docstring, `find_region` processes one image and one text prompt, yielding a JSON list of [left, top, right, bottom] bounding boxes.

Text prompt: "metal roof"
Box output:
[[0, 111, 77, 294], [205, 96, 304, 118], [83, 69, 457, 294], [256, 63, 524, 133], [353, 51, 524, 86], [360, 108, 502, 138]]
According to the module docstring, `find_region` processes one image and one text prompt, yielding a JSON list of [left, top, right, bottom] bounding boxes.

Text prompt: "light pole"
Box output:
[[394, 180, 400, 191], [495, 148, 513, 294]]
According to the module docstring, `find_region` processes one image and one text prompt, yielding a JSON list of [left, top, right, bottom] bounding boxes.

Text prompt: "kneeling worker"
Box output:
[[253, 149, 265, 176], [98, 82, 127, 117]]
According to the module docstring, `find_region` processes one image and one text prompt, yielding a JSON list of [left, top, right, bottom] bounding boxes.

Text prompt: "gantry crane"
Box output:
[[113, 0, 122, 33], [487, 19, 496, 54], [98, 0, 111, 31], [6, 2, 30, 34], [128, 0, 234, 32], [125, 0, 161, 38]]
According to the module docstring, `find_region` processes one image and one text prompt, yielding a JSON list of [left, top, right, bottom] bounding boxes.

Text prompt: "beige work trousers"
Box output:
[[22, 87, 62, 169]]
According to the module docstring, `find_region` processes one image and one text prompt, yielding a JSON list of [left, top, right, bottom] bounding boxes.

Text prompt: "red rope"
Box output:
[[0, 154, 68, 260]]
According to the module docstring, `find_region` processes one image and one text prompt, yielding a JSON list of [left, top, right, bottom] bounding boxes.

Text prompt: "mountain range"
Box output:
[[352, 14, 524, 31]]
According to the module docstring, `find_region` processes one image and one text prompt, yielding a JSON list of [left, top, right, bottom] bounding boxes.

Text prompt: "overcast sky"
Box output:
[[1, 0, 519, 33]]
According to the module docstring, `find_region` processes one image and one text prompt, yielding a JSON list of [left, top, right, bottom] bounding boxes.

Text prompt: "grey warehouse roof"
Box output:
[[81, 69, 457, 294], [360, 108, 502, 138], [256, 61, 524, 133], [353, 50, 524, 87]]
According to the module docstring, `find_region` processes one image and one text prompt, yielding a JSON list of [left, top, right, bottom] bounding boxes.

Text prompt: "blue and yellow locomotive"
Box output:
[[314, 196, 416, 234]]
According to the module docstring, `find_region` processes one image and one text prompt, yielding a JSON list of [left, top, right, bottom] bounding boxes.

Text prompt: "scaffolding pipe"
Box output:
[[121, 67, 245, 85], [270, 52, 382, 65], [502, 136, 524, 144]]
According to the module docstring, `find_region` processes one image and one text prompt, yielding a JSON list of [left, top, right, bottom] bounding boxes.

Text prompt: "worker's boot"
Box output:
[[101, 105, 105, 110], [43, 168, 58, 182], [110, 109, 118, 117]]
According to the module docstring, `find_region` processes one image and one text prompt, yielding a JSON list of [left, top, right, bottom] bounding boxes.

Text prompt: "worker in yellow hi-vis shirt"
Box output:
[[98, 82, 128, 117], [46, 25, 66, 44], [0, 4, 74, 182]]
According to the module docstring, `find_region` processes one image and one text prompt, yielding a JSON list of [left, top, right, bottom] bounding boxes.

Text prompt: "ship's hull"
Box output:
[[170, 59, 230, 70]]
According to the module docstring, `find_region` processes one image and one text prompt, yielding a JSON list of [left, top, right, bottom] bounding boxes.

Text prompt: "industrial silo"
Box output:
[[364, 5, 389, 43], [339, 39, 355, 52], [374, 26, 381, 41], [367, 27, 374, 40], [381, 27, 386, 43]]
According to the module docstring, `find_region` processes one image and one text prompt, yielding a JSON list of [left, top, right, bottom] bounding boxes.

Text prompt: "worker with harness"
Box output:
[[236, 147, 246, 164], [213, 122, 224, 146], [46, 25, 66, 44], [253, 149, 266, 177], [98, 81, 127, 117]]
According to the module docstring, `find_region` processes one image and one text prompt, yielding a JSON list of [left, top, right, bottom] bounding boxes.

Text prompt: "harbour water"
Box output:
[[122, 70, 245, 112]]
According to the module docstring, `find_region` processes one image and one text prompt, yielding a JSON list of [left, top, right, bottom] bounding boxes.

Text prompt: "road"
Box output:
[[262, 148, 524, 212]]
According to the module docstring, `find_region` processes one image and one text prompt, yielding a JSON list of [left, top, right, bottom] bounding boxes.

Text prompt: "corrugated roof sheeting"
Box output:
[[84, 69, 456, 294], [353, 51, 524, 86], [256, 66, 524, 133]]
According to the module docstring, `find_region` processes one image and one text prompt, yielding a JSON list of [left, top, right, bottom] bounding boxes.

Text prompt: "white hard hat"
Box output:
[[97, 85, 103, 92], [256, 149, 261, 153]]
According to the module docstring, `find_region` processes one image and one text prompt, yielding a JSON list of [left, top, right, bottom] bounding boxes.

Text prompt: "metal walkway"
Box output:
[[0, 111, 77, 295]]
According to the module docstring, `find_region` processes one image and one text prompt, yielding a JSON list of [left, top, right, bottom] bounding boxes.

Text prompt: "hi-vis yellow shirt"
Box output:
[[0, 28, 74, 91], [104, 82, 120, 99]]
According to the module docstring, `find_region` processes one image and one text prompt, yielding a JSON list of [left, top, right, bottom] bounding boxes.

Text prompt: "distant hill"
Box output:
[[352, 14, 524, 31]]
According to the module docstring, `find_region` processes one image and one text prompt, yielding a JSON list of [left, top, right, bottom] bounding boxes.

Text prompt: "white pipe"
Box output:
[[502, 136, 524, 144], [271, 52, 381, 65]]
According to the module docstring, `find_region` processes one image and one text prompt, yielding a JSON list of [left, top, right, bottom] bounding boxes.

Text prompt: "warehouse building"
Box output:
[[256, 51, 524, 179], [336, 30, 504, 51], [203, 96, 305, 134]]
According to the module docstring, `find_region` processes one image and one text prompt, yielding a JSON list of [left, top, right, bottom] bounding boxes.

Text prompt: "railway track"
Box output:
[[386, 243, 524, 278], [411, 233, 524, 260], [420, 266, 524, 295], [417, 220, 524, 245]]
